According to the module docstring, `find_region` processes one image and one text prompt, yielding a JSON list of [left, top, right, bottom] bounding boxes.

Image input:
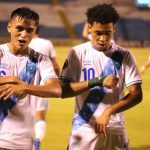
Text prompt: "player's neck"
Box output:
[[7, 43, 29, 56]]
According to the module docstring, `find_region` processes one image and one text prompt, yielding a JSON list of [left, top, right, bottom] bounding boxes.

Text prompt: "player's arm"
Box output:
[[140, 59, 150, 74], [82, 22, 90, 40], [21, 78, 61, 97], [61, 75, 119, 98], [51, 57, 61, 76], [0, 76, 24, 85], [109, 84, 142, 113], [95, 83, 142, 136], [0, 78, 61, 100]]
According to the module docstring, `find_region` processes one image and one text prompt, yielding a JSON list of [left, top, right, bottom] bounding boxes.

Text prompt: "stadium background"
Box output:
[[0, 0, 150, 150]]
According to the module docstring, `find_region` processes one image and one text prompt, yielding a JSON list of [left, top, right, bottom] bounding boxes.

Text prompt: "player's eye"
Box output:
[[94, 31, 102, 36], [27, 28, 34, 34], [105, 32, 111, 36], [16, 26, 24, 31]]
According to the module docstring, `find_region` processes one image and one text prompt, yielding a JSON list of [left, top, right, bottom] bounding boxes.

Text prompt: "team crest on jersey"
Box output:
[[62, 59, 68, 70], [83, 59, 93, 65]]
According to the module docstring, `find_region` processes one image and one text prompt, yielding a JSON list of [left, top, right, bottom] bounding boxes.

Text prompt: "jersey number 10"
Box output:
[[82, 68, 95, 81]]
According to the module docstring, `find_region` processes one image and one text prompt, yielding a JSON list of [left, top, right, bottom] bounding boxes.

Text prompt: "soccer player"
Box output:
[[0, 7, 61, 150], [140, 54, 150, 74], [82, 21, 115, 44], [29, 27, 60, 76], [82, 21, 92, 41], [29, 27, 61, 149], [60, 4, 143, 150]]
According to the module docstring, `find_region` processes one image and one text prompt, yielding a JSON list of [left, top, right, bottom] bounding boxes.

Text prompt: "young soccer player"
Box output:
[[29, 27, 60, 76], [82, 21, 92, 41], [60, 4, 143, 150], [29, 27, 61, 149], [0, 7, 61, 150]]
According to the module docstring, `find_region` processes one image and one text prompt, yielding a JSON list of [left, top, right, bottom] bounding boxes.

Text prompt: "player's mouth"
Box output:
[[99, 43, 106, 47], [96, 43, 109, 51], [97, 43, 107, 49], [18, 39, 27, 45]]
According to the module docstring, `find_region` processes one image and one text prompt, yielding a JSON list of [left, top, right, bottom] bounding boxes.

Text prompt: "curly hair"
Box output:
[[86, 3, 120, 25]]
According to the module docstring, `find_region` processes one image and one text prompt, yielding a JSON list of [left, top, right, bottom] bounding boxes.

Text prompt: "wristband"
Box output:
[[88, 76, 107, 88]]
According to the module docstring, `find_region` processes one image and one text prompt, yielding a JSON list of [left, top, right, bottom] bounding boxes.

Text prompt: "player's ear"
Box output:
[[7, 22, 11, 33]]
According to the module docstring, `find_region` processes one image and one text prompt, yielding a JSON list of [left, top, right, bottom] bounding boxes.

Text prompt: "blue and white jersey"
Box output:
[[60, 41, 142, 131], [29, 37, 56, 59], [0, 43, 57, 149], [29, 37, 57, 112]]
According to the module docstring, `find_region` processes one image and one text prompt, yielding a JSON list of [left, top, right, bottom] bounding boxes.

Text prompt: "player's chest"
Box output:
[[0, 55, 29, 76], [80, 52, 123, 80], [80, 53, 109, 76]]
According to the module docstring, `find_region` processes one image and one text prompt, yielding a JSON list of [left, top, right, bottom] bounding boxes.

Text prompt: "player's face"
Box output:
[[7, 16, 37, 54], [89, 22, 115, 52]]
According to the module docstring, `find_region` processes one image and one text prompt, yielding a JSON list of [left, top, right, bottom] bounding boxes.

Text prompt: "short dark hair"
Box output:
[[35, 26, 40, 34], [10, 7, 39, 26], [86, 3, 120, 25]]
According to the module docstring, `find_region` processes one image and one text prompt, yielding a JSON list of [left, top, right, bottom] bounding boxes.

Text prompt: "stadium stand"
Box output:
[[0, 0, 150, 46], [0, 0, 75, 4]]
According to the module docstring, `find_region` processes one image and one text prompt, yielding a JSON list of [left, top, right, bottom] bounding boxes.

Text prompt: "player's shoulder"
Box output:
[[0, 43, 8, 50], [32, 37, 53, 46], [73, 41, 90, 49], [28, 48, 48, 62], [113, 42, 132, 56], [0, 43, 10, 55], [71, 41, 91, 54]]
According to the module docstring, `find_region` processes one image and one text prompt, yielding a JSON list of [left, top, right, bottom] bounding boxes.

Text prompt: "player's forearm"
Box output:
[[0, 76, 22, 85], [106, 84, 142, 116], [144, 61, 150, 69], [61, 76, 106, 98], [61, 81, 89, 98], [54, 67, 61, 77], [61, 75, 118, 98], [24, 82, 61, 98]]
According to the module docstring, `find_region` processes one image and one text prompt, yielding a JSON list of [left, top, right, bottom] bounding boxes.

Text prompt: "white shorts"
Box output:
[[67, 127, 129, 150], [36, 98, 48, 111]]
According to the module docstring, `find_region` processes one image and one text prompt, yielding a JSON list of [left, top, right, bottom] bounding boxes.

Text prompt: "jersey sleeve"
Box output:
[[124, 50, 142, 87], [38, 55, 57, 82], [60, 48, 80, 82], [48, 41, 56, 59], [36, 98, 48, 111]]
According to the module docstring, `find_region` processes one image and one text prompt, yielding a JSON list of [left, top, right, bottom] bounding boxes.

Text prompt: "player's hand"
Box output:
[[0, 83, 26, 100], [95, 108, 111, 136], [103, 75, 118, 89], [140, 66, 145, 75]]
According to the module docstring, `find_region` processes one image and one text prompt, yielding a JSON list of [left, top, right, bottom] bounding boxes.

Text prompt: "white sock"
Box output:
[[34, 120, 47, 142]]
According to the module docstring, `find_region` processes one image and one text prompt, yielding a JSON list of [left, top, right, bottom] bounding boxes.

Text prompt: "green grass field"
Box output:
[[41, 46, 150, 150]]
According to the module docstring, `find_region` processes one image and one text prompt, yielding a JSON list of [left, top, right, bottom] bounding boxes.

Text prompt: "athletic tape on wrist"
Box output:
[[88, 76, 106, 88]]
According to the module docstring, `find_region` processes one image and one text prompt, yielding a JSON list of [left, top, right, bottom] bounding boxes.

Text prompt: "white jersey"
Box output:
[[0, 43, 57, 149], [29, 37, 56, 111], [29, 37, 56, 59], [60, 41, 142, 132]]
